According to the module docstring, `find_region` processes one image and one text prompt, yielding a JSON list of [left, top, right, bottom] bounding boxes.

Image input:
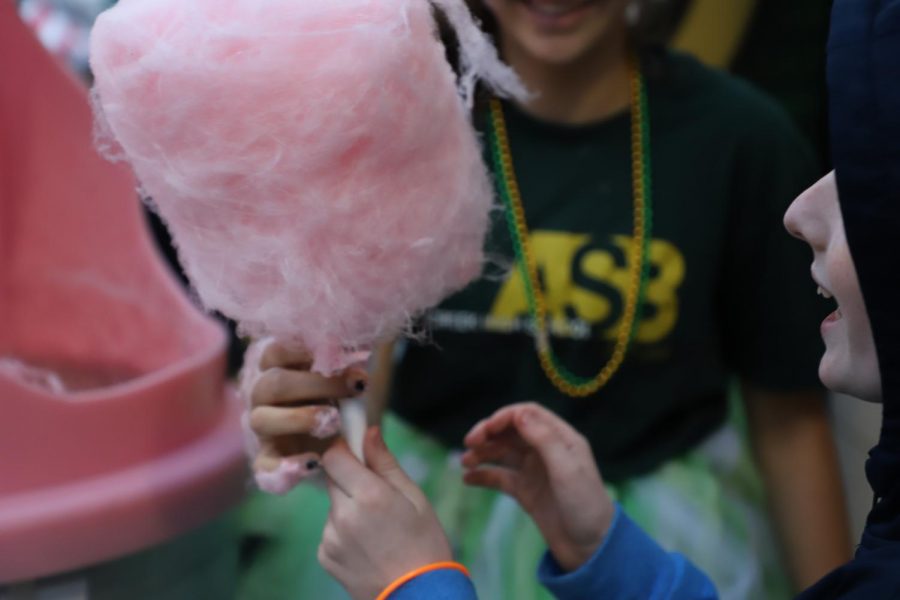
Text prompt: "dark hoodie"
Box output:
[[798, 0, 900, 597]]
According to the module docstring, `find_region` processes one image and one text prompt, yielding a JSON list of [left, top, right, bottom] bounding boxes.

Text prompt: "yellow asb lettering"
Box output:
[[490, 231, 685, 344], [611, 234, 685, 343], [491, 231, 591, 321]]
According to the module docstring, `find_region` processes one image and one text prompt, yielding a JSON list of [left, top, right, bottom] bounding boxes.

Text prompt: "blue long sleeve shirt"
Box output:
[[386, 504, 717, 600]]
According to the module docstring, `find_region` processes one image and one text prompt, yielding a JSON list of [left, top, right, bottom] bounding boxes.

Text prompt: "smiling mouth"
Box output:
[[519, 0, 596, 17], [817, 284, 842, 321]]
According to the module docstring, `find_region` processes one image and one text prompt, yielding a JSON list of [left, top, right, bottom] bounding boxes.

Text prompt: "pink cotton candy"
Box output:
[[89, 0, 524, 374]]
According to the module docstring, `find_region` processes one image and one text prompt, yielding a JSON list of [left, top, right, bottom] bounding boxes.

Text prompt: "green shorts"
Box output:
[[237, 413, 790, 600]]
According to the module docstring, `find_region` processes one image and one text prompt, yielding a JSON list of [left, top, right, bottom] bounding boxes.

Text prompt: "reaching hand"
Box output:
[[462, 402, 615, 572], [240, 338, 367, 494], [319, 427, 453, 600]]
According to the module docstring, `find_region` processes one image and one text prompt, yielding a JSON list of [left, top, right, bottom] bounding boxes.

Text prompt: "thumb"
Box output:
[[363, 426, 419, 500]]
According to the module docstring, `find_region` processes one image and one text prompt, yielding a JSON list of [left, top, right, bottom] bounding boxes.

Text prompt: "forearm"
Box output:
[[743, 385, 852, 590]]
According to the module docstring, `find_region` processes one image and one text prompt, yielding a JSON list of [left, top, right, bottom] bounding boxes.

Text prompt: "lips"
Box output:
[[814, 278, 842, 328], [818, 286, 841, 320], [521, 0, 593, 16], [824, 308, 842, 322], [518, 0, 598, 25]]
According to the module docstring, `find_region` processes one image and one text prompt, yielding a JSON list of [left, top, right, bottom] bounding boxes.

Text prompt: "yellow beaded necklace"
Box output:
[[485, 52, 653, 398]]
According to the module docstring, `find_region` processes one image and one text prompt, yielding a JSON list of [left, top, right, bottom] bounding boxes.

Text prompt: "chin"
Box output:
[[516, 33, 602, 65], [497, 0, 627, 67], [819, 355, 883, 403]]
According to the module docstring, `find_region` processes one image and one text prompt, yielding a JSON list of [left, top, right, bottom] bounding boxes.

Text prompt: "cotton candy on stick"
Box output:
[[90, 0, 524, 491]]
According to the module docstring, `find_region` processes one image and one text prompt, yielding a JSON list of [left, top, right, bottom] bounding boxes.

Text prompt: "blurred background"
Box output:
[[1, 0, 879, 598], [19, 0, 871, 540]]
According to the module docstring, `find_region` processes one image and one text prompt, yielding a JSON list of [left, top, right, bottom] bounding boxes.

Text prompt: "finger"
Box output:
[[344, 367, 368, 397], [321, 437, 380, 498], [317, 521, 342, 575], [317, 545, 338, 579], [460, 444, 519, 470], [325, 473, 351, 504], [269, 431, 337, 458], [463, 418, 493, 448], [253, 438, 322, 475], [251, 368, 357, 406], [463, 467, 519, 496], [249, 404, 341, 438], [466, 403, 569, 451], [260, 342, 313, 371], [464, 405, 523, 448], [253, 449, 321, 495], [459, 441, 523, 470], [465, 423, 530, 451], [253, 440, 284, 473], [320, 520, 341, 558], [254, 439, 322, 472], [362, 426, 420, 500], [460, 450, 479, 469], [514, 405, 590, 477]]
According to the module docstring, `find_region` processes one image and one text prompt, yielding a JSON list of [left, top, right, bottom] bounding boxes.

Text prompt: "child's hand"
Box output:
[[240, 338, 368, 494], [462, 403, 614, 572], [319, 427, 453, 600]]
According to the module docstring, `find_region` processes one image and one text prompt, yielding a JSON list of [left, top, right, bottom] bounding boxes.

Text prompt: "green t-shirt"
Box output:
[[390, 50, 827, 482]]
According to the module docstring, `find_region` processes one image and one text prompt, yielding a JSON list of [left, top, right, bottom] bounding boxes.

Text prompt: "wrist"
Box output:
[[549, 540, 602, 573], [550, 504, 617, 572], [377, 561, 470, 600]]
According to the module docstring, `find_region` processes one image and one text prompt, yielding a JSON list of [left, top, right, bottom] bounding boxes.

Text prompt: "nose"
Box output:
[[783, 171, 837, 245], [783, 191, 806, 241]]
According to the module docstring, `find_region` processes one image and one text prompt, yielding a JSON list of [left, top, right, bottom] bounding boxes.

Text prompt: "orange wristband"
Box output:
[[376, 561, 470, 600]]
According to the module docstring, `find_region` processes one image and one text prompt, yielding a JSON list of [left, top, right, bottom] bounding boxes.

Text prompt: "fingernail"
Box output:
[[312, 407, 341, 439]]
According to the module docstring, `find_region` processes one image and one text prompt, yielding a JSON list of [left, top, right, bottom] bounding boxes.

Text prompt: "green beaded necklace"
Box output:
[[485, 53, 654, 398]]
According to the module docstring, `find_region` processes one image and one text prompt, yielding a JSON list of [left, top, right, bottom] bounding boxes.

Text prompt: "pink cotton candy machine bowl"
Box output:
[[0, 3, 246, 583]]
